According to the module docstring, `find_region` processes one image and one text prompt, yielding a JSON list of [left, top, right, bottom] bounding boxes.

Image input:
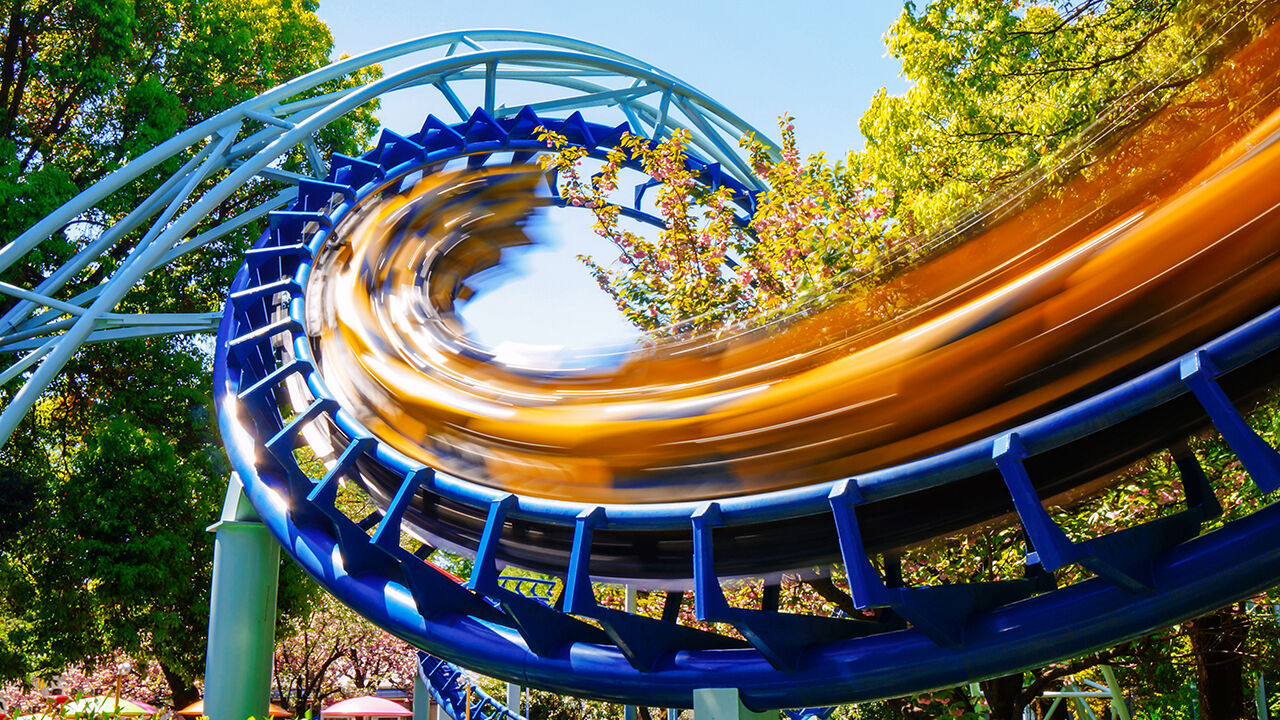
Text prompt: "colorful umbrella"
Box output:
[[175, 700, 291, 717], [59, 697, 159, 717], [320, 697, 412, 717]]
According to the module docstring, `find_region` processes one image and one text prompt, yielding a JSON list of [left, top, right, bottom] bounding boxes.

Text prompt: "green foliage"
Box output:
[[540, 118, 895, 333], [57, 417, 219, 674], [0, 0, 381, 703], [0, 464, 41, 548], [860, 0, 1249, 234], [0, 340, 228, 686], [541, 1, 1280, 717]]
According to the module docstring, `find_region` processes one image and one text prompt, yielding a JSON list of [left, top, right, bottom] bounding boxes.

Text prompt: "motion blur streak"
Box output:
[[311, 19, 1280, 504]]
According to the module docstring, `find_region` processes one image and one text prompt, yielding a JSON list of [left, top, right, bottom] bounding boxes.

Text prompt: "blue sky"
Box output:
[[314, 2, 913, 348]]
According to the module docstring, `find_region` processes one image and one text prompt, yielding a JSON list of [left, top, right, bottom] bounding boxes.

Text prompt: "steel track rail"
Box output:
[[214, 108, 1280, 709]]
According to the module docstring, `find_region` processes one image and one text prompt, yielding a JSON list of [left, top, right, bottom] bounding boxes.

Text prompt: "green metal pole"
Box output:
[[1099, 666, 1130, 720], [204, 474, 280, 720], [413, 667, 431, 720], [692, 689, 769, 720], [1257, 674, 1268, 720], [624, 586, 637, 720]]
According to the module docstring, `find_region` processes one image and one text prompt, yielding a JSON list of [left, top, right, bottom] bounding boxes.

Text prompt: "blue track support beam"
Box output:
[[1170, 443, 1223, 520], [994, 433, 1083, 572], [1181, 350, 1280, 492], [468, 495, 516, 594], [828, 480, 894, 609], [691, 502, 884, 669], [828, 478, 1030, 647], [564, 508, 605, 615], [211, 105, 1280, 708], [995, 433, 1207, 593], [372, 469, 433, 551], [567, 507, 736, 672]]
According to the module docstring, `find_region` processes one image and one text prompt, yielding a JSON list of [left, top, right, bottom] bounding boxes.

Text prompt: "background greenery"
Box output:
[[3, 1, 1280, 719]]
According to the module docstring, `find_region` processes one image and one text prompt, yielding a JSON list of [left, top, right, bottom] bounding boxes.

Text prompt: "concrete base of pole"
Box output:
[[693, 689, 769, 720], [204, 475, 281, 720]]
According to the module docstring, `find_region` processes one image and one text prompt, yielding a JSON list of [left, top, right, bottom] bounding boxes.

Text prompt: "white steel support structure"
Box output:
[[0, 29, 775, 720], [0, 29, 775, 447]]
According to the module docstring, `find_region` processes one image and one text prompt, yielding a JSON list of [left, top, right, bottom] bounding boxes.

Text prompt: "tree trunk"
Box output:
[[980, 673, 1025, 720], [1187, 604, 1250, 720], [158, 659, 200, 710]]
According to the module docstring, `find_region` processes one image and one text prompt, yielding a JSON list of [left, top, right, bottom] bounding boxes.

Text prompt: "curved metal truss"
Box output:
[[0, 29, 773, 444], [215, 105, 1280, 709], [15, 24, 1280, 714]]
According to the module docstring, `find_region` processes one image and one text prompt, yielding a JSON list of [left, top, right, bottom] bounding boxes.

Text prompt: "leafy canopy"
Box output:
[[0, 0, 380, 703]]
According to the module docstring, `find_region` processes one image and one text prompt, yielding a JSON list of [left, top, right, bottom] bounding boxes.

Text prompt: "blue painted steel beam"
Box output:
[[214, 107, 1280, 709]]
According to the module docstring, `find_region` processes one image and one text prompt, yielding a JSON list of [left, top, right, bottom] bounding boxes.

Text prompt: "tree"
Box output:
[[537, 118, 895, 333], [0, 651, 174, 715], [0, 0, 380, 704], [272, 593, 418, 716], [541, 1, 1280, 718], [859, 0, 1237, 233]]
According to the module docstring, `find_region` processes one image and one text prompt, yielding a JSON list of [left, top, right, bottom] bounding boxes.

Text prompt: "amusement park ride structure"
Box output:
[[8, 17, 1280, 720]]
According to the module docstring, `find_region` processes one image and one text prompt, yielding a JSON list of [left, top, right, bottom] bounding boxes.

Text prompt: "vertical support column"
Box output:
[[1257, 674, 1268, 720], [414, 669, 431, 720], [506, 683, 521, 718], [204, 475, 281, 720], [692, 689, 769, 720], [624, 586, 638, 720]]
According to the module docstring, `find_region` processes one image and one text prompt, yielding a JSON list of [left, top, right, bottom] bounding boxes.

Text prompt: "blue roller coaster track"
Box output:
[[418, 647, 837, 720], [213, 104, 1280, 708], [416, 577, 839, 719], [8, 23, 1280, 716]]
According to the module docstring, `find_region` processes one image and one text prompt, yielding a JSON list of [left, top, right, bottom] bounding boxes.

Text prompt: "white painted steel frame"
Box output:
[[0, 30, 775, 446]]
